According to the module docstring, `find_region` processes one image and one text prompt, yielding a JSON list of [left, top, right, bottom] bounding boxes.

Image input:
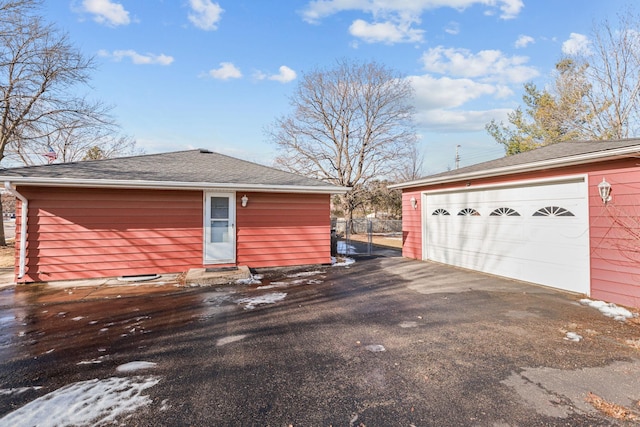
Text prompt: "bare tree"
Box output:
[[395, 143, 424, 181], [269, 59, 417, 221], [0, 0, 135, 245], [578, 10, 640, 139]]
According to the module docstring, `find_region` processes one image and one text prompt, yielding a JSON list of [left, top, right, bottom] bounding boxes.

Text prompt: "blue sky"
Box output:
[[43, 0, 630, 175]]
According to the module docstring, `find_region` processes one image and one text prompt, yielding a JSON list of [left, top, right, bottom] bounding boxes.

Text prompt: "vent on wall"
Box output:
[[117, 274, 161, 282]]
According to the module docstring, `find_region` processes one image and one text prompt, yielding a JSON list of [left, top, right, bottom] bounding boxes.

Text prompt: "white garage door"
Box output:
[[424, 177, 590, 294]]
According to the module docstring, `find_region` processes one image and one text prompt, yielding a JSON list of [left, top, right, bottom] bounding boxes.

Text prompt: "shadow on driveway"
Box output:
[[0, 256, 639, 426]]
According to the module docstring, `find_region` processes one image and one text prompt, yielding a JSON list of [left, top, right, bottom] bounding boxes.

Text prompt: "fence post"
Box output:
[[367, 219, 372, 255]]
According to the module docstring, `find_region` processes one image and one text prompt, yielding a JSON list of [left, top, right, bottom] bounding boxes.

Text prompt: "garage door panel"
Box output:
[[424, 178, 589, 294]]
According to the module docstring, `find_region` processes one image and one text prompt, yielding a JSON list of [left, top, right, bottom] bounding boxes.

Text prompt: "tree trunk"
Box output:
[[0, 203, 6, 246]]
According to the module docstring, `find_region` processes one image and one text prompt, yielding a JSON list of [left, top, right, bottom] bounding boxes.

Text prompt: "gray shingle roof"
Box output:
[[391, 138, 640, 189], [0, 149, 347, 192]]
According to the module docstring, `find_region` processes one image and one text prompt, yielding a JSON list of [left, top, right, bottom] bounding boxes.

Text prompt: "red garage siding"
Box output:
[[15, 187, 203, 282], [236, 192, 331, 267], [589, 169, 640, 308], [401, 191, 422, 260]]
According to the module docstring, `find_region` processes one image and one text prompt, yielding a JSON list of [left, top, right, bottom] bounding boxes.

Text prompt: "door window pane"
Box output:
[[211, 221, 229, 243], [211, 197, 229, 219]]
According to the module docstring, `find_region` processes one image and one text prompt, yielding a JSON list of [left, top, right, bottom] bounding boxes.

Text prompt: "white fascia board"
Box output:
[[389, 145, 640, 190], [0, 177, 350, 194]]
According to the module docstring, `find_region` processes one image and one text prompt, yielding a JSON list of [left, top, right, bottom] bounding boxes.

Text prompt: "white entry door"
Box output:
[[204, 192, 236, 264]]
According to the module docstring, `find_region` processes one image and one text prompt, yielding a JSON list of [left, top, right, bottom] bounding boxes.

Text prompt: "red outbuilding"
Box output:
[[390, 139, 640, 309], [0, 149, 348, 283]]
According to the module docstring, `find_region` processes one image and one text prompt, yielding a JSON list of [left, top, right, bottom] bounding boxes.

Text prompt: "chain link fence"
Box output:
[[331, 218, 402, 256]]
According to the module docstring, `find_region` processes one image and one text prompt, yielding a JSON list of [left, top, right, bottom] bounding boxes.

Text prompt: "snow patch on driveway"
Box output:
[[0, 386, 43, 396], [0, 376, 160, 427], [236, 292, 287, 310], [217, 334, 247, 346], [579, 299, 637, 321], [116, 361, 158, 372]]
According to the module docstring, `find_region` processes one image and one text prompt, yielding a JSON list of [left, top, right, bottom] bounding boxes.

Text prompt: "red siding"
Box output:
[[589, 168, 640, 308], [15, 187, 203, 282], [401, 191, 422, 259], [236, 192, 331, 267]]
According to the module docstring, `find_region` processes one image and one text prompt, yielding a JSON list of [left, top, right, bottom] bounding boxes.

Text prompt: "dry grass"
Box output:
[[586, 392, 639, 421], [0, 245, 14, 268], [347, 233, 402, 249], [625, 338, 640, 350]]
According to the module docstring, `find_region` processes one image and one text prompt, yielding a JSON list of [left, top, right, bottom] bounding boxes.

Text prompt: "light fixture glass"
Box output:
[[598, 178, 611, 204], [410, 196, 417, 209], [241, 194, 249, 207]]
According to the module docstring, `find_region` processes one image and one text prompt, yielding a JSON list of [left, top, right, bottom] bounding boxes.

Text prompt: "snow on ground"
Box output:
[[337, 241, 357, 255], [236, 292, 287, 310], [364, 344, 386, 352], [236, 275, 262, 285], [286, 271, 324, 278], [77, 359, 104, 365], [0, 376, 160, 427], [116, 361, 158, 373], [217, 334, 248, 346], [0, 386, 43, 396], [332, 257, 355, 267], [399, 321, 418, 328], [256, 282, 290, 290], [564, 332, 583, 342], [579, 299, 637, 321]]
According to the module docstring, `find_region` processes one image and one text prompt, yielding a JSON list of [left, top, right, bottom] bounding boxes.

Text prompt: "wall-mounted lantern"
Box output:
[[598, 178, 612, 204], [410, 196, 418, 209], [241, 194, 249, 207]]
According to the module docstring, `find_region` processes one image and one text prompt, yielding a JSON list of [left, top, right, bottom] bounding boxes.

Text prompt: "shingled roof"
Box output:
[[0, 149, 348, 193], [390, 138, 640, 189]]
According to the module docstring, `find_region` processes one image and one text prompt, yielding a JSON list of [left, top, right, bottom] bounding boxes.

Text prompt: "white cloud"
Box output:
[[515, 34, 534, 48], [81, 0, 130, 26], [444, 21, 460, 35], [254, 66, 297, 83], [406, 73, 514, 132], [349, 19, 424, 44], [414, 108, 512, 131], [208, 62, 242, 80], [269, 66, 297, 83], [562, 32, 592, 55], [99, 50, 174, 65], [301, 0, 524, 24], [188, 0, 224, 31], [408, 74, 508, 110], [420, 46, 538, 83]]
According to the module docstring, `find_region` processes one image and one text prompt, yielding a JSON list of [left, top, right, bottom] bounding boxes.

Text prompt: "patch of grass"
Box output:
[[0, 245, 14, 268]]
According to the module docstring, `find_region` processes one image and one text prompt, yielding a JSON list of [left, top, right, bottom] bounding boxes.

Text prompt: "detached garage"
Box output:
[[390, 139, 640, 309], [0, 149, 348, 284]]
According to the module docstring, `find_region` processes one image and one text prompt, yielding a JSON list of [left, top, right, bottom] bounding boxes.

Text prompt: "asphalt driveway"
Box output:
[[0, 256, 639, 426]]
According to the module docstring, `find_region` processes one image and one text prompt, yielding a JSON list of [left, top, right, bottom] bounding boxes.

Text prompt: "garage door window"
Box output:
[[490, 207, 520, 216], [432, 209, 450, 216], [457, 208, 480, 216], [533, 206, 574, 217]]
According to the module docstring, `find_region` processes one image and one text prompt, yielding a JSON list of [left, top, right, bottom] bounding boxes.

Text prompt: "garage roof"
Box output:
[[390, 138, 640, 189], [0, 149, 349, 194]]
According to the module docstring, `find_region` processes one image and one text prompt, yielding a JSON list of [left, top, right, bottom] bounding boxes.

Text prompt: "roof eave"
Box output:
[[0, 177, 350, 194], [389, 145, 640, 190]]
